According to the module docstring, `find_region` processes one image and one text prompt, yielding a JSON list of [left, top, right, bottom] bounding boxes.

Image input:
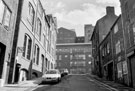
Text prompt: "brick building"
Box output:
[[99, 15, 128, 85], [91, 6, 118, 77], [75, 36, 85, 43], [120, 0, 135, 88], [0, 0, 19, 86], [99, 30, 113, 81], [84, 24, 94, 43], [56, 43, 92, 74], [57, 27, 76, 44], [111, 15, 128, 85]]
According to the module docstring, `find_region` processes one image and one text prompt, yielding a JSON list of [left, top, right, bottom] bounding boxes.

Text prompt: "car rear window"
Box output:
[[46, 70, 57, 74]]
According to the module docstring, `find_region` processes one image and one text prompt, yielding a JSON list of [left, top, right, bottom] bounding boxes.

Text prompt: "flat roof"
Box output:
[[56, 42, 91, 46]]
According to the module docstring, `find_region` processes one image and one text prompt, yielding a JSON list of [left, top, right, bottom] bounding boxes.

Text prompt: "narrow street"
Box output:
[[32, 75, 116, 91]]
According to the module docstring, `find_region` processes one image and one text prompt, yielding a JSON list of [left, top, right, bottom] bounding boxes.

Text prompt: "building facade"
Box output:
[[91, 6, 118, 77], [0, 0, 19, 86], [111, 16, 128, 85], [56, 43, 92, 74], [84, 24, 94, 43], [75, 36, 85, 43], [120, 0, 135, 88], [99, 31, 113, 81], [57, 27, 76, 44], [7, 0, 57, 84]]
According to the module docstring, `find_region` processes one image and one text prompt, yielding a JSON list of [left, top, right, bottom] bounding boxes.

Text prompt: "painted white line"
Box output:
[[86, 77, 119, 91]]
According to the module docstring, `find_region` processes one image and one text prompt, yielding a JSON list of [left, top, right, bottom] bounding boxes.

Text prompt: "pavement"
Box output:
[[86, 74, 135, 91], [0, 78, 43, 91]]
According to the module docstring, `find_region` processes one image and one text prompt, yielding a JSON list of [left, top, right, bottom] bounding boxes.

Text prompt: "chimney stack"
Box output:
[[106, 6, 115, 15]]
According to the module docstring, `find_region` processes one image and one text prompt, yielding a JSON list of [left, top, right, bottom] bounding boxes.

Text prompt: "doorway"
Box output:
[[130, 56, 135, 88], [0, 43, 6, 78], [14, 64, 21, 83], [108, 62, 113, 81]]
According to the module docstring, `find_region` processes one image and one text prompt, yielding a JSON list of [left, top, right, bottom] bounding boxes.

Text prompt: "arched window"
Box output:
[[28, 2, 35, 25], [34, 44, 40, 65], [36, 18, 42, 40], [23, 34, 32, 60]]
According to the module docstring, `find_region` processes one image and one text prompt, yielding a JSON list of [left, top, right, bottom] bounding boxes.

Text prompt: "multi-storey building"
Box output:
[[99, 15, 128, 85], [84, 24, 94, 43], [91, 6, 118, 77], [120, 0, 135, 88], [111, 15, 128, 85], [99, 30, 113, 81], [56, 43, 92, 74], [75, 36, 85, 43], [0, 0, 19, 86], [57, 27, 76, 44], [7, 0, 57, 84]]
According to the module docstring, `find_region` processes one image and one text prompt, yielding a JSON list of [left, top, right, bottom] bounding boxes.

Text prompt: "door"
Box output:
[[14, 64, 21, 83], [0, 43, 6, 78], [108, 62, 113, 81], [130, 56, 135, 87]]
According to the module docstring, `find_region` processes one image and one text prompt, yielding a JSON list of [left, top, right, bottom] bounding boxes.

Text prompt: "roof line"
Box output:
[[56, 43, 91, 46]]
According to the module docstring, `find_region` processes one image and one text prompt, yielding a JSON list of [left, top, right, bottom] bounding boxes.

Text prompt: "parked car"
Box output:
[[42, 69, 61, 83], [60, 69, 69, 77]]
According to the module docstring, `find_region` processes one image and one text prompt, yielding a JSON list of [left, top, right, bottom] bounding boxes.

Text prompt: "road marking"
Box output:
[[86, 77, 119, 91]]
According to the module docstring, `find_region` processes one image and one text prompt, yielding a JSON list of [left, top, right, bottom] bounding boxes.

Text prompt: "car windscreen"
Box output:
[[46, 70, 57, 74]]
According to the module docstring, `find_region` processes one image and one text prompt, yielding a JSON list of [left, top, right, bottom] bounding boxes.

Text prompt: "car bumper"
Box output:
[[42, 77, 59, 82]]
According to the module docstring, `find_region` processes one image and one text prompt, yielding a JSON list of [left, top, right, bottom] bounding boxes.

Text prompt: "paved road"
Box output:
[[31, 75, 117, 91]]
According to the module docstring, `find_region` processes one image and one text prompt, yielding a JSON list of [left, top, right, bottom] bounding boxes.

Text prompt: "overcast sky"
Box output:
[[41, 0, 121, 36]]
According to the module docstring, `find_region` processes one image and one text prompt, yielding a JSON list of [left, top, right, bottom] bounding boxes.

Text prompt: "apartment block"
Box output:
[[7, 0, 57, 84]]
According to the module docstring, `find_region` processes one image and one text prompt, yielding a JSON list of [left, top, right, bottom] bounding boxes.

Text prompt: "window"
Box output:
[[102, 48, 105, 57], [59, 55, 62, 60], [88, 55, 92, 57], [0, 0, 11, 28], [70, 55, 73, 60], [102, 35, 106, 40], [132, 23, 135, 43], [28, 3, 35, 25], [114, 24, 118, 33], [107, 43, 110, 54], [23, 34, 32, 60], [43, 34, 46, 47], [0, 0, 5, 23], [117, 62, 123, 78], [34, 44, 40, 65], [38, 4, 43, 17], [65, 55, 68, 58], [45, 58, 48, 70], [36, 18, 42, 39], [70, 62, 73, 67], [115, 40, 121, 54], [27, 38, 32, 59], [75, 54, 86, 60], [3, 7, 11, 28], [41, 55, 44, 73]]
